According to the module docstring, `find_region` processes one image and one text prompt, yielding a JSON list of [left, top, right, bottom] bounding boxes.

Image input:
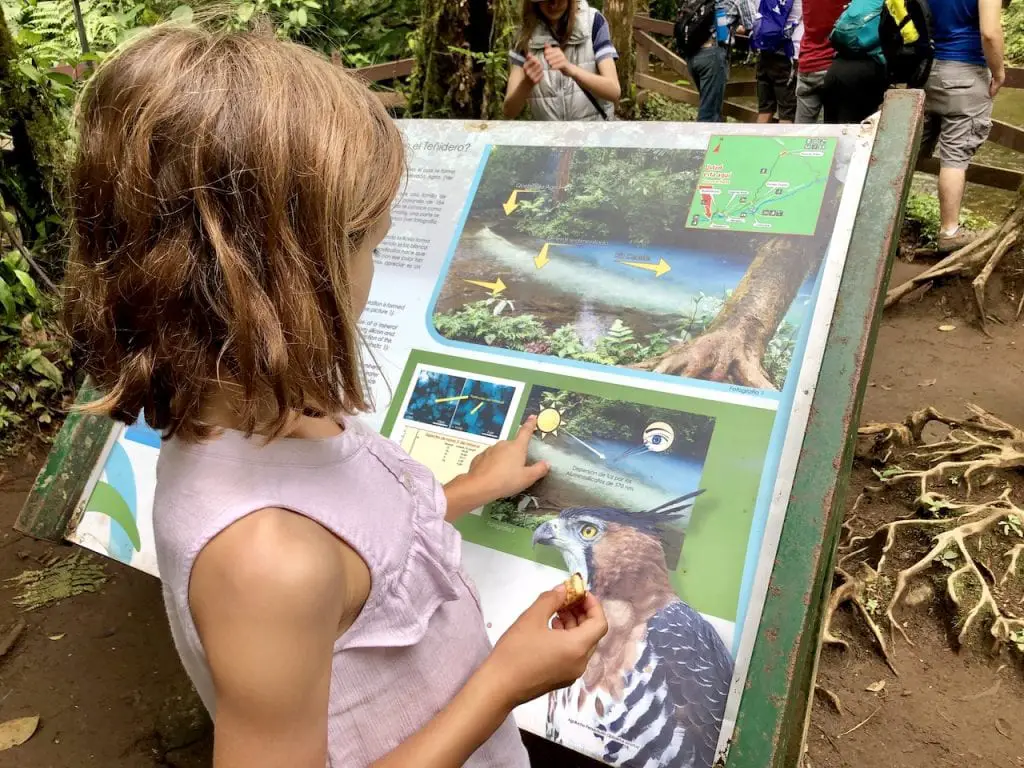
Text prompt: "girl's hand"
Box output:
[[486, 586, 608, 707], [443, 416, 549, 519], [543, 42, 572, 74], [523, 52, 544, 85]]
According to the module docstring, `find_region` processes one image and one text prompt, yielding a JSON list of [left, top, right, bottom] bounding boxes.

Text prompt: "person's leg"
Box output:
[[756, 54, 776, 123], [699, 46, 728, 122], [776, 55, 798, 124], [931, 62, 994, 250], [795, 72, 824, 124], [689, 49, 714, 122], [937, 167, 968, 233], [821, 64, 840, 124]]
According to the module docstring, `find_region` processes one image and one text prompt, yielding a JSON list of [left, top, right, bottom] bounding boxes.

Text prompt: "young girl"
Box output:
[[64, 25, 607, 768], [503, 0, 621, 121]]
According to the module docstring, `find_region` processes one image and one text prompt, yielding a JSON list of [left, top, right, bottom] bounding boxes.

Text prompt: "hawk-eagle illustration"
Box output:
[[532, 491, 733, 768]]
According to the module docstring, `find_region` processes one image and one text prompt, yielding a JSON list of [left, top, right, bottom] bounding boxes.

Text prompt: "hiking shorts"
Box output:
[[756, 51, 797, 121], [920, 60, 993, 170]]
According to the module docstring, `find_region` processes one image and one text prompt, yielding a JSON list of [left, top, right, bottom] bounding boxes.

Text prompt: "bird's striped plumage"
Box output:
[[533, 491, 734, 768]]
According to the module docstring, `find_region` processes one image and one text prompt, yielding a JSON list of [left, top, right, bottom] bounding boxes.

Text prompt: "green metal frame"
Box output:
[[15, 89, 924, 767]]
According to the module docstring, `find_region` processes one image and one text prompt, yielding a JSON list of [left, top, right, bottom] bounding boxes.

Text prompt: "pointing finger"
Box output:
[[515, 415, 539, 446], [522, 459, 549, 485]]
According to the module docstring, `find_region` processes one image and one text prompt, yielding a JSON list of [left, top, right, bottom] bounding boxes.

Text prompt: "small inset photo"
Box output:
[[402, 367, 517, 440]]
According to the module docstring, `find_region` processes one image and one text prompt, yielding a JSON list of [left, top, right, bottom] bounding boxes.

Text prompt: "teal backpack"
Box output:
[[830, 0, 886, 63]]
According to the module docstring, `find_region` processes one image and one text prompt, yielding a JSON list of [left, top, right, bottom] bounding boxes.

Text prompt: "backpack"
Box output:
[[829, 0, 885, 63], [879, 0, 934, 87], [674, 0, 717, 59], [752, 0, 798, 57]]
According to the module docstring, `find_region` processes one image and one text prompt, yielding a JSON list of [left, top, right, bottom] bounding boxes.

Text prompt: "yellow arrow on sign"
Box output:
[[503, 189, 538, 215], [464, 277, 507, 296], [535, 243, 551, 269], [617, 258, 671, 278], [503, 191, 521, 215]]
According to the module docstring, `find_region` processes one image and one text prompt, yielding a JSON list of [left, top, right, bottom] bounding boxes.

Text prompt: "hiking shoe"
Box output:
[[937, 228, 976, 253]]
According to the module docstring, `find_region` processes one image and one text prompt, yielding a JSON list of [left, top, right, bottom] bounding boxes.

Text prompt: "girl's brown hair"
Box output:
[[517, 0, 578, 56], [65, 24, 405, 441]]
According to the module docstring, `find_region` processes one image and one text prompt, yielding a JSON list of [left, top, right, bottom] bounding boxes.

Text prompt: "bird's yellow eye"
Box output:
[[580, 524, 598, 539]]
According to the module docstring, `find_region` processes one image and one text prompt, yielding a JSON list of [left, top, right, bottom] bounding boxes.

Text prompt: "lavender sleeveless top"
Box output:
[[153, 416, 529, 767]]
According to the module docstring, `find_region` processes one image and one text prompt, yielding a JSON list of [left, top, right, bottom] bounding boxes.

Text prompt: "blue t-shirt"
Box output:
[[929, 0, 987, 66], [509, 11, 619, 67]]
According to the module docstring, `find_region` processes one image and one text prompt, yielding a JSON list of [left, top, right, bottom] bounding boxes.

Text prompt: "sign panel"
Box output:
[[68, 119, 876, 767]]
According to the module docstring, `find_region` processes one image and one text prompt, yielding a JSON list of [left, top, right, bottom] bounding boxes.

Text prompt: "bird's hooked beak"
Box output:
[[532, 519, 557, 547]]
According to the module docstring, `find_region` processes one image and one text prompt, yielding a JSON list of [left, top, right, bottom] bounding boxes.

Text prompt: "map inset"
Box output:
[[686, 135, 838, 236]]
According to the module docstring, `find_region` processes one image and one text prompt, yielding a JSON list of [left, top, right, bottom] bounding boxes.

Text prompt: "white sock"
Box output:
[[941, 225, 960, 237]]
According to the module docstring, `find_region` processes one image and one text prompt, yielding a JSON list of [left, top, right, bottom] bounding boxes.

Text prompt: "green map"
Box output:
[[686, 134, 838, 236]]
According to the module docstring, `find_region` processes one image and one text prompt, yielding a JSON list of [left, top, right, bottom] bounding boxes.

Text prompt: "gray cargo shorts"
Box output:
[[920, 60, 993, 170]]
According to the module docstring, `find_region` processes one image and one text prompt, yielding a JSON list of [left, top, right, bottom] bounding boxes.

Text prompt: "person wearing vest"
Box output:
[[919, 0, 1005, 252], [504, 0, 621, 121], [795, 0, 846, 122]]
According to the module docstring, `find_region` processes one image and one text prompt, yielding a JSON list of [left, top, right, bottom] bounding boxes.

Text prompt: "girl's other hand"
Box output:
[[487, 587, 608, 706], [443, 416, 549, 518], [523, 53, 544, 84], [543, 42, 571, 74]]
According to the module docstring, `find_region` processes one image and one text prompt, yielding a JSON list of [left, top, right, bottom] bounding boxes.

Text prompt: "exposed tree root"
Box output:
[[886, 184, 1024, 329], [824, 405, 1024, 668]]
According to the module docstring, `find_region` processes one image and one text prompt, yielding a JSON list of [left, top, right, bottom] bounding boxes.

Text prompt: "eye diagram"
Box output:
[[616, 421, 676, 461], [642, 422, 675, 453]]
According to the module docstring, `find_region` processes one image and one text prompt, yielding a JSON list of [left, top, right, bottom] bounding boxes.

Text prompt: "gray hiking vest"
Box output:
[[527, 0, 613, 122]]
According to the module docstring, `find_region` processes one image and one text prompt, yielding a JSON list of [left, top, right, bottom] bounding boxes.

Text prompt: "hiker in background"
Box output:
[[674, 0, 731, 121], [751, 0, 803, 123], [822, 0, 889, 124], [795, 0, 846, 123], [917, 0, 1004, 252], [504, 0, 621, 121]]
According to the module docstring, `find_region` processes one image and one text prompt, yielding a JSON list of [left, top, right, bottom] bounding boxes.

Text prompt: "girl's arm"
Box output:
[[444, 414, 549, 520], [191, 508, 606, 768], [567, 57, 621, 103], [504, 54, 544, 118]]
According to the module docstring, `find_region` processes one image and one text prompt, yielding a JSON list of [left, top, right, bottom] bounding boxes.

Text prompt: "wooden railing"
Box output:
[[344, 56, 414, 110], [632, 14, 1024, 191]]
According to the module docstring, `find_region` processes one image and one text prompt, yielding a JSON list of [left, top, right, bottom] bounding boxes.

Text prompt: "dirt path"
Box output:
[[1, 264, 1022, 767]]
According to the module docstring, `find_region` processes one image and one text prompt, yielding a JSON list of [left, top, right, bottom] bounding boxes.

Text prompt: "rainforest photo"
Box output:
[[431, 141, 846, 392]]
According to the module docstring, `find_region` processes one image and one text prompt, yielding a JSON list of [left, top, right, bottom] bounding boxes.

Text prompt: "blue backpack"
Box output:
[[830, 0, 886, 63], [752, 0, 798, 58]]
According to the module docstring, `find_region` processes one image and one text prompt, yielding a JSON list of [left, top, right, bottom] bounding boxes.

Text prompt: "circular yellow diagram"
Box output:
[[536, 408, 562, 434]]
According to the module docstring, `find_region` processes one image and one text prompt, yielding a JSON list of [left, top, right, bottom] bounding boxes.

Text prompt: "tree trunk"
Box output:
[[603, 0, 635, 113], [637, 238, 822, 389], [408, 0, 518, 119], [0, 5, 64, 246]]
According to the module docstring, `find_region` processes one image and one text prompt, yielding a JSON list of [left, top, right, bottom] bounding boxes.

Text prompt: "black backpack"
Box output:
[[879, 0, 934, 88], [674, 0, 717, 60]]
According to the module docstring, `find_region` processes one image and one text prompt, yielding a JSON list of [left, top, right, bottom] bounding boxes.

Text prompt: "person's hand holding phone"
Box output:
[[523, 52, 544, 85]]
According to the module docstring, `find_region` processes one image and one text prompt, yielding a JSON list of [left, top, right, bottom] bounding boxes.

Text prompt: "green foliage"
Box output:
[[1005, 3, 1024, 66], [0, 210, 71, 451], [535, 386, 715, 455], [639, 92, 698, 123], [935, 547, 960, 570], [999, 515, 1023, 538], [762, 321, 796, 390], [510, 148, 701, 246], [227, 0, 418, 66], [5, 0, 155, 81], [1011, 629, 1024, 654], [484, 498, 545, 529], [903, 192, 993, 247], [433, 300, 547, 349]]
